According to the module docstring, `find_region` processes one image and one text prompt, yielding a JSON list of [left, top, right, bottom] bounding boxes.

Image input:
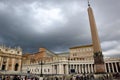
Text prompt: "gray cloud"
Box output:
[[0, 0, 120, 57]]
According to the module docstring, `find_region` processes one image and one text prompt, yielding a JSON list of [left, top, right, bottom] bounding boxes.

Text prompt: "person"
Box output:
[[25, 76, 27, 80], [6, 76, 10, 80], [72, 76, 76, 80], [13, 75, 18, 80], [27, 78, 31, 80], [70, 77, 73, 80], [55, 77, 58, 80], [3, 77, 5, 80], [63, 76, 65, 80], [75, 75, 80, 80], [3, 76, 5, 80], [0, 76, 2, 80], [90, 75, 94, 80]]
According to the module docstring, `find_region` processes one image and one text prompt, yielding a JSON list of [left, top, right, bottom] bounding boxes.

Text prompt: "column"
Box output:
[[84, 64, 86, 73], [93, 64, 95, 73], [52, 65, 53, 74], [19, 59, 22, 71], [5, 58, 8, 70], [74, 64, 76, 72], [12, 58, 15, 71], [77, 64, 79, 73], [89, 64, 91, 73], [79, 64, 81, 73], [58, 64, 63, 74], [0, 57, 3, 70], [88, 64, 90, 73], [86, 64, 88, 73], [57, 64, 59, 74], [117, 62, 120, 72], [82, 64, 84, 74], [52, 65, 54, 74], [69, 64, 71, 73], [108, 63, 111, 73], [104, 63, 107, 73], [65, 64, 68, 74], [111, 63, 115, 73], [74, 64, 76, 73], [91, 64, 94, 73], [55, 65, 57, 74], [73, 64, 74, 69], [80, 64, 82, 73], [115, 62, 118, 72]]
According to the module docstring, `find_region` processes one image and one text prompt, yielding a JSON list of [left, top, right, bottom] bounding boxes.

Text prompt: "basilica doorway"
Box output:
[[14, 63, 19, 71], [2, 64, 6, 70]]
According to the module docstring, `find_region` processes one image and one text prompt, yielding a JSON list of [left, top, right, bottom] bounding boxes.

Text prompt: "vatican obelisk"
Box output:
[[87, 1, 105, 74]]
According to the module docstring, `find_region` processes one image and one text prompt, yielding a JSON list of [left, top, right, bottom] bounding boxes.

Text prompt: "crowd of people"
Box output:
[[69, 74, 94, 80], [0, 75, 39, 80], [0, 73, 120, 80], [42, 73, 119, 80]]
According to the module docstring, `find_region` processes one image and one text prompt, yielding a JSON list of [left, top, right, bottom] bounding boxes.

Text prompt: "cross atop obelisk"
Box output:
[[88, 0, 90, 7], [87, 0, 105, 74]]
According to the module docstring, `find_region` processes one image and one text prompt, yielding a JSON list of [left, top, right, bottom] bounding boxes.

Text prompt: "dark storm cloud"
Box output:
[[0, 0, 120, 57]]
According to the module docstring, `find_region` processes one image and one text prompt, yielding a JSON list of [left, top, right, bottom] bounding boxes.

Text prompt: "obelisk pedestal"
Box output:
[[94, 52, 105, 74]]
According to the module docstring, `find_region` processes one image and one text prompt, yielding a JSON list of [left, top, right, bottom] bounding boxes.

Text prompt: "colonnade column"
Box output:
[[80, 64, 82, 73], [77, 64, 79, 73], [91, 64, 94, 73], [73, 64, 74, 70], [69, 64, 71, 73], [58, 64, 63, 74], [111, 63, 115, 73], [82, 64, 84, 73], [118, 62, 120, 72], [51, 65, 53, 74], [85, 64, 87, 73], [115, 62, 118, 72], [79, 64, 81, 73], [74, 64, 76, 73], [104, 63, 107, 72], [89, 64, 91, 73], [88, 64, 90, 73], [66, 64, 69, 74], [108, 63, 111, 73]]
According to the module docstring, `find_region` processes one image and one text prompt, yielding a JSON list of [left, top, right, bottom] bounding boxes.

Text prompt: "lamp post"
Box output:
[[27, 67, 30, 78], [68, 56, 70, 74], [39, 60, 43, 80], [40, 60, 43, 77]]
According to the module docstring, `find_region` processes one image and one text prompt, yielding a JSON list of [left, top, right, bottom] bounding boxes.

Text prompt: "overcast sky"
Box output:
[[0, 0, 120, 57]]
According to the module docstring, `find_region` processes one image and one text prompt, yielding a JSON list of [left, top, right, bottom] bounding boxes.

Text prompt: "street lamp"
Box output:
[[39, 60, 43, 77], [27, 67, 30, 78]]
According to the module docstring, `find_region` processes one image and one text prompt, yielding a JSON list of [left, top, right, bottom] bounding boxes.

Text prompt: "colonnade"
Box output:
[[105, 62, 120, 73], [52, 63, 95, 74], [69, 64, 94, 74], [52, 62, 120, 75]]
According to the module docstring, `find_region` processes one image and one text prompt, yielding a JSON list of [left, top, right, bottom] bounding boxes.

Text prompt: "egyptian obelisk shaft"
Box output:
[[88, 4, 105, 73]]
